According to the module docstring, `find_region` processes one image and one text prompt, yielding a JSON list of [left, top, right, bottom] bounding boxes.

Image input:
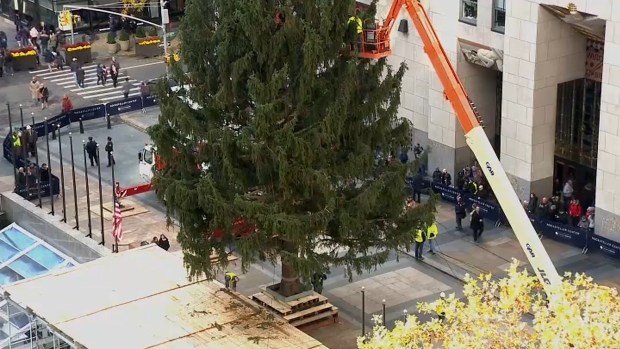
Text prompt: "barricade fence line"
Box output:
[[3, 95, 160, 199], [423, 180, 620, 261]]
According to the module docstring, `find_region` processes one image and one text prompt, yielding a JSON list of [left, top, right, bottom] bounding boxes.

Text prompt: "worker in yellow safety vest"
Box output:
[[347, 9, 363, 51], [11, 131, 21, 158], [414, 225, 426, 260], [225, 271, 239, 291], [436, 292, 446, 321], [427, 222, 438, 255]]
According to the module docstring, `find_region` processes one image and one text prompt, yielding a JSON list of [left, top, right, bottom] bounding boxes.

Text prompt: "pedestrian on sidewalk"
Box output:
[[122, 77, 131, 98], [53, 48, 64, 70], [29, 77, 41, 106], [38, 83, 49, 109], [412, 171, 423, 203], [85, 137, 99, 167], [455, 195, 466, 231], [62, 94, 73, 113], [0, 50, 4, 78], [224, 271, 239, 291], [76, 66, 86, 88], [17, 26, 29, 48], [105, 136, 115, 167], [157, 234, 170, 251], [13, 11, 21, 32], [29, 25, 39, 49], [427, 221, 439, 254], [414, 225, 427, 260], [26, 125, 37, 157], [96, 63, 105, 85], [110, 56, 120, 87], [4, 50, 14, 76], [49, 31, 58, 52], [43, 49, 54, 72], [470, 205, 484, 242], [0, 31, 7, 50]]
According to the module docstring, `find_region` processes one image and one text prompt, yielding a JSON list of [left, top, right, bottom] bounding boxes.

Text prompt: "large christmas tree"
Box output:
[[150, 0, 436, 296]]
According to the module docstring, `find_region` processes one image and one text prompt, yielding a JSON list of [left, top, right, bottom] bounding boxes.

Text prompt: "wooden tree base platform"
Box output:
[[252, 289, 338, 328]]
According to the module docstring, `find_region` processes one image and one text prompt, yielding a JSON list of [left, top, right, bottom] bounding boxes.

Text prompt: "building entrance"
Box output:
[[554, 77, 600, 203]]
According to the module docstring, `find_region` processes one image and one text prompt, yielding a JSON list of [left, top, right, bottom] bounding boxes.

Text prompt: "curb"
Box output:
[[400, 249, 486, 283]]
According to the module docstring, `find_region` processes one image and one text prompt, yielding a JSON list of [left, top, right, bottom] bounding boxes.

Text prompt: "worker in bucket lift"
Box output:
[[225, 271, 239, 291]]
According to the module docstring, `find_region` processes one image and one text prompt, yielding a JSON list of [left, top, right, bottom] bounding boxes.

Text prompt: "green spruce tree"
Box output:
[[149, 0, 437, 297]]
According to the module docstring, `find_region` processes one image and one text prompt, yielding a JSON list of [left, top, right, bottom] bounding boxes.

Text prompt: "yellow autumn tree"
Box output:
[[358, 260, 620, 348]]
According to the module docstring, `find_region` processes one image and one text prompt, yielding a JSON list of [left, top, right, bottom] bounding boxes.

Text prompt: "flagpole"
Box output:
[[45, 119, 54, 216], [83, 141, 93, 238], [96, 145, 105, 246], [69, 133, 79, 230], [33, 115, 42, 208], [111, 151, 118, 253], [57, 124, 67, 223]]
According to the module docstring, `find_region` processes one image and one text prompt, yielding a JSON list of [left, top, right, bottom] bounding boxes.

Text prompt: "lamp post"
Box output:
[[33, 115, 42, 208], [160, 0, 169, 74], [361, 286, 366, 337], [96, 145, 105, 246], [382, 299, 386, 327]]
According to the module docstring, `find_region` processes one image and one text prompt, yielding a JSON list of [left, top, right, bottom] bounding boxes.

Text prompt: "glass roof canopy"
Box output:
[[0, 223, 77, 346]]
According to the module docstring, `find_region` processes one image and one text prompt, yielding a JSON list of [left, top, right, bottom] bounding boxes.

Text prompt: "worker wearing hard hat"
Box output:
[[225, 271, 239, 291], [426, 221, 439, 255], [436, 292, 446, 321], [347, 8, 363, 51]]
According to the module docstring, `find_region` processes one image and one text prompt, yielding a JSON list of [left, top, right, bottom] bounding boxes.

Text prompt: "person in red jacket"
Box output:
[[62, 94, 73, 113], [568, 199, 582, 227]]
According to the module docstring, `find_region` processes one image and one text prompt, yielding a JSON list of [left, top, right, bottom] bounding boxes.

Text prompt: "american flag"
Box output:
[[112, 198, 123, 242]]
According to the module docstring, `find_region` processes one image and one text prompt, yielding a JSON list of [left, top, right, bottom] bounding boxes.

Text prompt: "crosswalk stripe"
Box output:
[[34, 64, 98, 78], [59, 77, 136, 88], [99, 92, 141, 101], [69, 81, 141, 92], [82, 87, 140, 99], [76, 84, 138, 95]]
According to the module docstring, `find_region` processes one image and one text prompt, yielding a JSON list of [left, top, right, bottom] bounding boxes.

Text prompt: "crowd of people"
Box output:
[[431, 161, 596, 236]]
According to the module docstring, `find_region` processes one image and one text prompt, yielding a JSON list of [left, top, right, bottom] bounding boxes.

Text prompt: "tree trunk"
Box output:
[[280, 261, 302, 297], [278, 241, 302, 297]]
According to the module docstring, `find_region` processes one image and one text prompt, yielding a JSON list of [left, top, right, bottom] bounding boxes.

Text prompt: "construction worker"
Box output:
[[414, 225, 426, 260], [224, 271, 239, 291], [427, 221, 438, 255], [347, 9, 363, 51], [436, 292, 446, 321], [11, 131, 21, 158]]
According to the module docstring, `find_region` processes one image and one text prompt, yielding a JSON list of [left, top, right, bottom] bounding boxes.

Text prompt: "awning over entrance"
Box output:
[[458, 38, 504, 72], [540, 4, 605, 42], [3, 245, 327, 349]]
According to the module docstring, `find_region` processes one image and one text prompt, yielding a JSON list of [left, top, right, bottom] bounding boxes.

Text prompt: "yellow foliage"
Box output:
[[11, 50, 37, 57], [358, 260, 620, 349], [122, 0, 147, 15], [66, 45, 91, 52], [137, 39, 161, 46]]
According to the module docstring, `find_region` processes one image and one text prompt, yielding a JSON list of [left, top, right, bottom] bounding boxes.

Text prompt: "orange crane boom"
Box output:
[[357, 0, 561, 291]]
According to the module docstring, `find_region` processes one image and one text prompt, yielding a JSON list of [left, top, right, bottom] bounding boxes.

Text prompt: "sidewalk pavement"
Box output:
[[411, 195, 620, 289]]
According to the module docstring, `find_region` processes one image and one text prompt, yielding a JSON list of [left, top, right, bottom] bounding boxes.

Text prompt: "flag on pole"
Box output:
[[112, 198, 123, 242]]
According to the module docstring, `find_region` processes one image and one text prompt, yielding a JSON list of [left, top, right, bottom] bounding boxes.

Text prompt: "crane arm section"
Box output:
[[385, 0, 562, 291]]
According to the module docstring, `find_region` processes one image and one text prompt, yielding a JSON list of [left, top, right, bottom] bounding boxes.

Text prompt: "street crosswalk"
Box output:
[[29, 64, 143, 102]]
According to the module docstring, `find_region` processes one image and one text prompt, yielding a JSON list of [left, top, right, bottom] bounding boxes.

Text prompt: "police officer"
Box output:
[[455, 195, 467, 231], [436, 292, 446, 322], [414, 225, 426, 260], [225, 271, 239, 291], [85, 137, 98, 167], [427, 221, 439, 255], [105, 136, 115, 167]]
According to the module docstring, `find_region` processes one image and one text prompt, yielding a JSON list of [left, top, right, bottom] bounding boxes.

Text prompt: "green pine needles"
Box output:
[[149, 0, 437, 296]]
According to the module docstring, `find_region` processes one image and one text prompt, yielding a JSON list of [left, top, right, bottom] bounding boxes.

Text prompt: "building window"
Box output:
[[460, 0, 478, 24], [493, 0, 506, 33]]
